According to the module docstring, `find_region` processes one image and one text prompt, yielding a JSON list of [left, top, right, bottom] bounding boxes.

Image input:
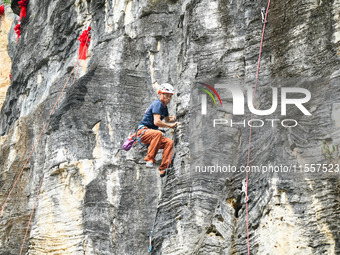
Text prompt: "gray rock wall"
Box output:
[[0, 0, 339, 254]]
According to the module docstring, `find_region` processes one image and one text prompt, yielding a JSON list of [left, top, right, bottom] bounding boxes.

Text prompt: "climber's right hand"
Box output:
[[169, 122, 178, 129]]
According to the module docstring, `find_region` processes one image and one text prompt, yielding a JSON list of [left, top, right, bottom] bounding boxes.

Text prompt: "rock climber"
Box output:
[[137, 83, 177, 177]]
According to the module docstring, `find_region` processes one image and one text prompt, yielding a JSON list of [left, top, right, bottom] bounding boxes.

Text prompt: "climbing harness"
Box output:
[[245, 2, 271, 255], [121, 125, 150, 152], [148, 128, 176, 253], [0, 28, 91, 254], [138, 128, 149, 148], [123, 124, 168, 152], [136, 125, 166, 149]]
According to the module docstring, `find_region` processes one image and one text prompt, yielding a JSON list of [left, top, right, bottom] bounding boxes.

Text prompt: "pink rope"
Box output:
[[246, 1, 271, 254]]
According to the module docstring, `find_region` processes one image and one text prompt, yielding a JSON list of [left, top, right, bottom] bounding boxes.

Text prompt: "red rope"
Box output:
[[0, 59, 80, 216], [245, 1, 271, 255], [0, 31, 91, 217], [19, 174, 44, 255], [13, 33, 91, 253]]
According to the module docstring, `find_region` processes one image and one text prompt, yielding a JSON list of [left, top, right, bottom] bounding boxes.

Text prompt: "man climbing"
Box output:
[[137, 83, 177, 177]]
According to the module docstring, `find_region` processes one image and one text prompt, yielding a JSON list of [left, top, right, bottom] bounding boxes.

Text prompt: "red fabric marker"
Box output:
[[18, 0, 28, 22], [14, 23, 21, 43], [78, 27, 91, 60], [0, 5, 5, 16]]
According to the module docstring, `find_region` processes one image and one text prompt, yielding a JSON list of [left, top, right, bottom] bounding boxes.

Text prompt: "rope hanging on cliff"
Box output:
[[148, 128, 176, 253], [245, 2, 271, 255], [0, 29, 91, 253], [18, 32, 91, 253]]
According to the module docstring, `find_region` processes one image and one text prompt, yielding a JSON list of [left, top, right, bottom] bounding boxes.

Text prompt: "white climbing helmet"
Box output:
[[158, 83, 174, 94]]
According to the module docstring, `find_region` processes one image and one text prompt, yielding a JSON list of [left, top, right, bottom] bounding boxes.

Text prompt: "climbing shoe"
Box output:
[[146, 161, 154, 168], [159, 169, 169, 178]]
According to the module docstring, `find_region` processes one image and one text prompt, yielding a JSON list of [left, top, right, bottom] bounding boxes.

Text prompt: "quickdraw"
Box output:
[[261, 7, 267, 24]]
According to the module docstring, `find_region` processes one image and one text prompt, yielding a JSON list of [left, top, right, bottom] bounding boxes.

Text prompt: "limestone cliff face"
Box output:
[[0, 5, 13, 110], [0, 0, 339, 254]]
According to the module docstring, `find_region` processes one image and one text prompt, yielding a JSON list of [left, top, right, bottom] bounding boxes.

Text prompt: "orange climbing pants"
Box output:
[[137, 128, 174, 170]]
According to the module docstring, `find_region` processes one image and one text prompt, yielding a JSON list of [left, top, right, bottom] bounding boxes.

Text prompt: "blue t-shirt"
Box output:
[[141, 99, 169, 129]]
